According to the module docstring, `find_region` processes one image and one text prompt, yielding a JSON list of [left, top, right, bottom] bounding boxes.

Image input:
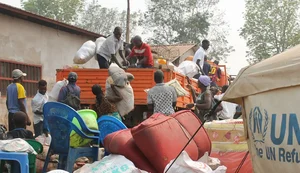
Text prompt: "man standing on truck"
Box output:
[[126, 35, 154, 68], [147, 70, 177, 115], [6, 69, 31, 131], [58, 72, 81, 110], [193, 39, 210, 70], [97, 27, 128, 69]]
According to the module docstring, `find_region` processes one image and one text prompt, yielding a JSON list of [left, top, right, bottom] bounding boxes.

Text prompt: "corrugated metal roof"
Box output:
[[0, 3, 104, 39], [151, 44, 198, 61]]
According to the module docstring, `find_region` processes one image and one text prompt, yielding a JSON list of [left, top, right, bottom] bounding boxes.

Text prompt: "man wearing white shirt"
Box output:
[[193, 39, 210, 70], [31, 80, 48, 137], [214, 85, 238, 120], [97, 27, 128, 69]]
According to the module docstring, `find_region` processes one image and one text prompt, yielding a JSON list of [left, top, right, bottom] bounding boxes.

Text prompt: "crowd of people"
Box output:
[[4, 27, 241, 139]]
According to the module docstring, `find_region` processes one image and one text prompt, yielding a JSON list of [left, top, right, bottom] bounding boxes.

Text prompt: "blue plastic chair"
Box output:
[[43, 102, 100, 173], [0, 151, 29, 173], [43, 102, 99, 136], [97, 115, 127, 145], [43, 115, 99, 173]]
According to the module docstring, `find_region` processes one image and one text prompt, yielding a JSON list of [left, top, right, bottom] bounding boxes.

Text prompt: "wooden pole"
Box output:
[[126, 0, 130, 42]]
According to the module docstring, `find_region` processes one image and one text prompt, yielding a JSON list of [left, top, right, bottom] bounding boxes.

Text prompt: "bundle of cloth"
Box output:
[[105, 64, 135, 117]]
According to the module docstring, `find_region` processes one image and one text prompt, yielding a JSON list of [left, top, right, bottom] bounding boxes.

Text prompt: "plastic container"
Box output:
[[69, 109, 98, 147], [26, 140, 43, 173]]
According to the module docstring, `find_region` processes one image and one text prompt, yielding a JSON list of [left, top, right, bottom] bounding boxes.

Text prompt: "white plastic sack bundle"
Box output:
[[164, 151, 227, 173], [198, 152, 222, 170], [108, 63, 129, 87], [177, 61, 200, 78], [35, 134, 52, 146], [48, 79, 68, 102], [47, 170, 69, 173], [74, 154, 148, 173], [166, 79, 189, 97], [95, 37, 106, 55], [106, 77, 134, 117], [74, 40, 96, 64], [0, 138, 37, 155]]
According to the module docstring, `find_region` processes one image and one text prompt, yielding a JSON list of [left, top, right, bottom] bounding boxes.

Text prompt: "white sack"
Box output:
[[74, 154, 148, 173], [48, 79, 68, 102], [47, 170, 69, 173], [0, 138, 37, 155], [108, 63, 128, 87], [95, 37, 106, 55], [35, 134, 52, 146], [177, 61, 200, 78], [74, 40, 96, 64], [164, 151, 227, 173], [166, 79, 189, 97], [106, 77, 134, 117]]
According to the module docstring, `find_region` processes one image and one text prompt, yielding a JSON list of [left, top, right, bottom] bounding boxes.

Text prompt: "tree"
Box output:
[[78, 1, 119, 36], [21, 0, 84, 24], [78, 0, 141, 38], [143, 0, 233, 61], [241, 0, 300, 63]]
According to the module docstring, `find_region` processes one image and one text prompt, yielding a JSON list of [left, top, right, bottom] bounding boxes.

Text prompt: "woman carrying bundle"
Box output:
[[91, 84, 123, 121]]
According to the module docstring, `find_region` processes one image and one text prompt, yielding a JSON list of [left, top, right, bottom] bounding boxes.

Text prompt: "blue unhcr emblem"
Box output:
[[249, 107, 269, 144]]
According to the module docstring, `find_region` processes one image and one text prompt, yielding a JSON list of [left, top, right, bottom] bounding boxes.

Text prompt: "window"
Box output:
[[0, 59, 42, 97]]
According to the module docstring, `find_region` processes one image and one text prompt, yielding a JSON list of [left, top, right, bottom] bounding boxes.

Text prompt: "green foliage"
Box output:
[[78, 0, 141, 37], [241, 0, 300, 64], [21, 0, 84, 24], [144, 0, 233, 61]]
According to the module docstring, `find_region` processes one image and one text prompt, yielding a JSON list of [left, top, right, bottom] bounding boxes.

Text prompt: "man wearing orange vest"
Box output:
[[209, 60, 221, 87]]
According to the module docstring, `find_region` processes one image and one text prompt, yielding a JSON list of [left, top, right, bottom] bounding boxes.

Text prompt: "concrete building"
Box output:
[[0, 3, 104, 131]]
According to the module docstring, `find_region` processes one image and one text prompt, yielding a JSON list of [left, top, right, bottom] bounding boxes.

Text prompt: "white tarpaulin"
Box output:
[[222, 44, 300, 173]]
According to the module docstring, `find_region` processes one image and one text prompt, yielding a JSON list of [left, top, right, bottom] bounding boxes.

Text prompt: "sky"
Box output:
[[0, 0, 249, 75]]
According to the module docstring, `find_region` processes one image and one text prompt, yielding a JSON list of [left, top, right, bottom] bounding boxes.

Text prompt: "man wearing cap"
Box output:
[[6, 69, 31, 131], [58, 72, 81, 110]]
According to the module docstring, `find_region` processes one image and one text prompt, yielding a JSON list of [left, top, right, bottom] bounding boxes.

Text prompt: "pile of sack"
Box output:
[[73, 37, 106, 65], [98, 110, 226, 173], [105, 63, 135, 117]]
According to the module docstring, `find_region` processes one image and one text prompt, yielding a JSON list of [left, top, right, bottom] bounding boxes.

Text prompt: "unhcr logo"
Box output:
[[249, 107, 269, 144]]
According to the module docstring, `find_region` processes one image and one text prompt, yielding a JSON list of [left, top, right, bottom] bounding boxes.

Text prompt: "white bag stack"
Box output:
[[48, 79, 68, 102], [74, 40, 96, 64], [74, 155, 148, 173], [177, 61, 200, 78]]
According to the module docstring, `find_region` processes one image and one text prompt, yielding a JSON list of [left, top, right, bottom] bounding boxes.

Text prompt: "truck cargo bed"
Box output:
[[56, 68, 200, 109]]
